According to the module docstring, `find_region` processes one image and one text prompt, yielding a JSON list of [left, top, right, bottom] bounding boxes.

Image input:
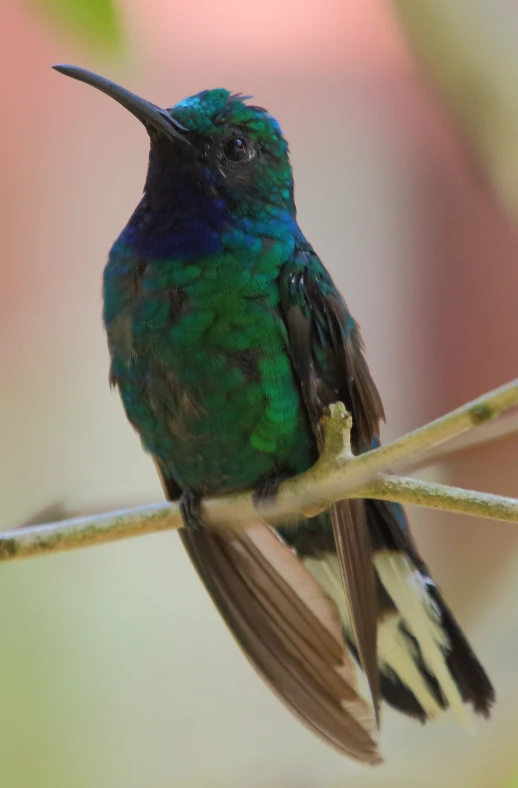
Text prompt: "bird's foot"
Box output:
[[253, 469, 291, 510], [179, 489, 205, 531]]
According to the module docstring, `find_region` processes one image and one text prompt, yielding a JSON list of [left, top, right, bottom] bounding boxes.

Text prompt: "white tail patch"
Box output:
[[301, 553, 446, 717], [301, 550, 474, 729], [374, 551, 473, 731], [378, 614, 443, 718]]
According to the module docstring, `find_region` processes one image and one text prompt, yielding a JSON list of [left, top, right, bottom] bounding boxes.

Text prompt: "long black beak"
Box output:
[[52, 64, 190, 145]]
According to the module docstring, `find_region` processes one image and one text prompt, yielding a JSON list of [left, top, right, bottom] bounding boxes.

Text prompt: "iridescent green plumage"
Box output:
[[106, 225, 315, 492], [104, 90, 314, 494], [55, 66, 494, 761]]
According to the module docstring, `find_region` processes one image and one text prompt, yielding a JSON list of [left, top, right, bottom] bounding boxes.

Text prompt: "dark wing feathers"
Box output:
[[157, 241, 494, 747], [179, 521, 380, 763], [279, 250, 384, 719], [329, 499, 380, 721], [280, 264, 384, 445], [155, 450, 381, 762]]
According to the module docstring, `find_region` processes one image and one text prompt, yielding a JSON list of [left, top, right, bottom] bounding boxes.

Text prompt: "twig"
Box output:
[[356, 474, 518, 523], [347, 379, 518, 478], [1, 379, 517, 563], [407, 410, 518, 470]]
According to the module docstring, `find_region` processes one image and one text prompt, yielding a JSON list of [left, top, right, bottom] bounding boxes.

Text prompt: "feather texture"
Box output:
[[374, 551, 471, 729], [180, 520, 381, 764], [330, 500, 380, 719], [279, 252, 384, 717], [93, 82, 496, 757]]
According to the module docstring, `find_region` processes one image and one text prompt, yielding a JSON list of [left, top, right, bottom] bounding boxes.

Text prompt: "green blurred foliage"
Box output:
[[24, 0, 122, 51]]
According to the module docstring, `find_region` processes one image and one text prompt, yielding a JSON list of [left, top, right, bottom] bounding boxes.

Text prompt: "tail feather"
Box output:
[[291, 498, 495, 726], [377, 612, 445, 720], [368, 499, 495, 723], [179, 519, 381, 763], [427, 586, 495, 717], [373, 550, 472, 731], [330, 499, 380, 719]]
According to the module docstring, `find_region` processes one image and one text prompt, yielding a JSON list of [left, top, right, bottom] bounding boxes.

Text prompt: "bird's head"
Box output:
[[53, 66, 295, 219]]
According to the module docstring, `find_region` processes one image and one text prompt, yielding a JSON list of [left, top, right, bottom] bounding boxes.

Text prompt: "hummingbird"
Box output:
[[53, 65, 494, 763]]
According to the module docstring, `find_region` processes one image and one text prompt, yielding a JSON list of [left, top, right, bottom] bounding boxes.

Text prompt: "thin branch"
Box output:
[[356, 474, 518, 523], [348, 379, 518, 478], [407, 410, 518, 470], [1, 378, 517, 563]]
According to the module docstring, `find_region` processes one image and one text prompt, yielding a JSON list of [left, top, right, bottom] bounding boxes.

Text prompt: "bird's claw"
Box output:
[[253, 470, 291, 510], [179, 489, 205, 531]]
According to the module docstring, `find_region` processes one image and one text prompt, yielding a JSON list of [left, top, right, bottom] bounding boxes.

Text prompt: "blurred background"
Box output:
[[1, 0, 518, 786]]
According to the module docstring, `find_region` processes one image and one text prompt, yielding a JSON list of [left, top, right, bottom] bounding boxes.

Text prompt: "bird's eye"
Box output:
[[222, 136, 252, 162]]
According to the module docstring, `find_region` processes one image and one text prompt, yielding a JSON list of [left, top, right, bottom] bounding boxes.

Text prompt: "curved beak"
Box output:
[[52, 64, 190, 145]]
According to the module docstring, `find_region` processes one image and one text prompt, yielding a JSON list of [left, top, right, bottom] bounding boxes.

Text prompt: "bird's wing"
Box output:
[[278, 247, 495, 727], [278, 246, 385, 719], [179, 519, 380, 764]]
